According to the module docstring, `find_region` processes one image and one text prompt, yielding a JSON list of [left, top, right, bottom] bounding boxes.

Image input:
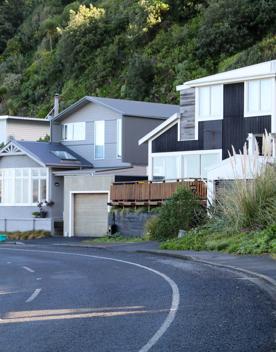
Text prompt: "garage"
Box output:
[[73, 193, 109, 237]]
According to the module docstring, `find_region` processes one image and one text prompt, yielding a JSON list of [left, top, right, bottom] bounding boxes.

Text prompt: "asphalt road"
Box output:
[[0, 245, 275, 352]]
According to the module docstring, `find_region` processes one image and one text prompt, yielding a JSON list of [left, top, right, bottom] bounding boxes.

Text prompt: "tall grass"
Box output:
[[215, 165, 276, 231], [213, 131, 276, 232]]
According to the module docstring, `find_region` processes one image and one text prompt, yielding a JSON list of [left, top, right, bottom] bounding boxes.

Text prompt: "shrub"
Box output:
[[144, 215, 159, 238], [148, 186, 206, 240], [214, 166, 276, 232]]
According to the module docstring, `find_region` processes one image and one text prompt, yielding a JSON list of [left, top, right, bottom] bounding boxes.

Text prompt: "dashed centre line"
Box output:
[[22, 266, 35, 273], [25, 289, 41, 303]]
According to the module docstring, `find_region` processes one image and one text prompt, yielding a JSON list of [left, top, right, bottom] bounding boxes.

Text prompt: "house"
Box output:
[[0, 116, 49, 146], [51, 96, 179, 237], [0, 96, 178, 236], [0, 140, 92, 233], [139, 60, 276, 183]]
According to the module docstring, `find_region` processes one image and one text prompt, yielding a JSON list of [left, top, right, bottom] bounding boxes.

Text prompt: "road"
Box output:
[[0, 245, 275, 352]]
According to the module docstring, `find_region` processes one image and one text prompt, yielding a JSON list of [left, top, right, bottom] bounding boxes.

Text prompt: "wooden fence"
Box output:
[[110, 180, 207, 205]]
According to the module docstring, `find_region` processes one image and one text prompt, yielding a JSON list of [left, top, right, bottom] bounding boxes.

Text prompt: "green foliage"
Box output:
[[214, 166, 276, 232], [148, 186, 206, 240], [0, 0, 275, 116], [161, 224, 276, 255]]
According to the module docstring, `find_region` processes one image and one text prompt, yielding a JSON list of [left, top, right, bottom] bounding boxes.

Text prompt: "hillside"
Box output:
[[0, 0, 275, 117]]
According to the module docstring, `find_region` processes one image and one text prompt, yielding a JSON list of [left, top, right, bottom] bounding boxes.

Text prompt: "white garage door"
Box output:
[[74, 193, 108, 237]]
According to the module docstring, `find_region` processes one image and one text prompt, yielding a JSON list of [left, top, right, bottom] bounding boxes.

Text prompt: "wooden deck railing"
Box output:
[[110, 180, 207, 204]]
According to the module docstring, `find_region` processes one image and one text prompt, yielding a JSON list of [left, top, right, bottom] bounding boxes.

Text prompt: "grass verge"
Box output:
[[160, 225, 276, 256]]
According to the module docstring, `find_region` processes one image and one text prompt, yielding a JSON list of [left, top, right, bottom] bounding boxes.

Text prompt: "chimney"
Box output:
[[54, 94, 59, 117]]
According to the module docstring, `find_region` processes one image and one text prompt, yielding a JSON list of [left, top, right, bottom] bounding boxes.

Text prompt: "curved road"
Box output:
[[0, 245, 275, 352]]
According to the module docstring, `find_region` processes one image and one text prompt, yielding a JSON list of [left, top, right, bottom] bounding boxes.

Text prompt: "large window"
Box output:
[[117, 119, 122, 159], [0, 168, 47, 205], [153, 156, 181, 180], [245, 78, 272, 116], [62, 122, 86, 141], [197, 85, 223, 120], [152, 152, 221, 180], [94, 120, 105, 160]]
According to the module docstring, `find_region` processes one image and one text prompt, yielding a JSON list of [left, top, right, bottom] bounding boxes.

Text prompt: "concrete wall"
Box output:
[[109, 212, 153, 237], [63, 175, 114, 236], [122, 116, 164, 165]]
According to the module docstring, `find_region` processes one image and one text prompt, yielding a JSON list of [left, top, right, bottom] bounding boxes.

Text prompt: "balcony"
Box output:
[[110, 179, 207, 206]]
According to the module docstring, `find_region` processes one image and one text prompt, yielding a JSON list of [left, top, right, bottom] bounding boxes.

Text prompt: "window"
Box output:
[[197, 85, 223, 120], [245, 79, 272, 116], [0, 168, 47, 205], [152, 156, 181, 180], [117, 119, 122, 158], [52, 150, 77, 160], [152, 152, 221, 180], [94, 120, 105, 159], [62, 122, 85, 141]]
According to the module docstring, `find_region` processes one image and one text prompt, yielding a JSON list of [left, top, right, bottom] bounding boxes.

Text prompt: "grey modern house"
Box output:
[[0, 96, 178, 236], [139, 60, 276, 181]]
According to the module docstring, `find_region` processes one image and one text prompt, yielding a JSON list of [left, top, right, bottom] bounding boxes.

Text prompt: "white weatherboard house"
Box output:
[[0, 116, 49, 145], [0, 96, 178, 236], [139, 60, 276, 202]]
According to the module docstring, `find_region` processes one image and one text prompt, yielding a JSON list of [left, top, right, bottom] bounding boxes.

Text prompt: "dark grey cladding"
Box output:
[[179, 88, 195, 140]]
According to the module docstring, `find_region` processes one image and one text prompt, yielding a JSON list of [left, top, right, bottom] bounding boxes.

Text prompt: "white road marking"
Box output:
[[0, 247, 180, 352], [25, 288, 41, 303], [22, 266, 35, 273], [36, 278, 42, 281]]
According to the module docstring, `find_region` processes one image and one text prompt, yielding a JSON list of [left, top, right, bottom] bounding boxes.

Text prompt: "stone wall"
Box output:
[[109, 212, 154, 237]]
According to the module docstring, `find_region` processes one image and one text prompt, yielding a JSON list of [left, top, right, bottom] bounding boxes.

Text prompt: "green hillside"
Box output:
[[0, 0, 275, 117]]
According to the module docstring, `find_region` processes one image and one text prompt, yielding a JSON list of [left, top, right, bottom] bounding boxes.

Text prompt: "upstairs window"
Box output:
[[117, 119, 122, 159], [94, 120, 105, 160], [197, 85, 223, 120], [62, 122, 85, 141], [245, 78, 272, 116]]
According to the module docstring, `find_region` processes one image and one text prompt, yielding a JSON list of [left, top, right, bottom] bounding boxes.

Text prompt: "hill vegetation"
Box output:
[[0, 0, 275, 117]]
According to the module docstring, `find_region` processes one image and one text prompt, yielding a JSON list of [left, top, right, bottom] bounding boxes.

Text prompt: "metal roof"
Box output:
[[14, 141, 93, 168], [53, 96, 179, 121], [177, 60, 276, 90], [0, 115, 49, 122]]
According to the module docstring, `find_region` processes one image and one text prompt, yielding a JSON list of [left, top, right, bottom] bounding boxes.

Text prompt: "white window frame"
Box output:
[[195, 84, 223, 122], [62, 122, 86, 141], [0, 168, 48, 206], [244, 78, 273, 117], [150, 149, 222, 181], [94, 120, 105, 160], [116, 119, 122, 159]]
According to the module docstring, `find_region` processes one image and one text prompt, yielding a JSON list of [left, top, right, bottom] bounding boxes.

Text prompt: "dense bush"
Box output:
[[147, 186, 206, 240], [0, 0, 275, 116]]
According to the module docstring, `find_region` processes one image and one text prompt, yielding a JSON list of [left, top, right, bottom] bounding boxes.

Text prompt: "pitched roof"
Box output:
[[53, 96, 179, 121], [13, 141, 92, 168], [0, 115, 49, 123], [139, 113, 179, 145], [177, 60, 276, 90]]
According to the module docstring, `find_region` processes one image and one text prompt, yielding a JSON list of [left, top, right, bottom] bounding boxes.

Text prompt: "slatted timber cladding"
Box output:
[[110, 180, 207, 203]]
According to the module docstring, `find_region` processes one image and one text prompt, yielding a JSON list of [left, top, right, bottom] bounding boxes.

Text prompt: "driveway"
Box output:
[[0, 245, 275, 352]]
